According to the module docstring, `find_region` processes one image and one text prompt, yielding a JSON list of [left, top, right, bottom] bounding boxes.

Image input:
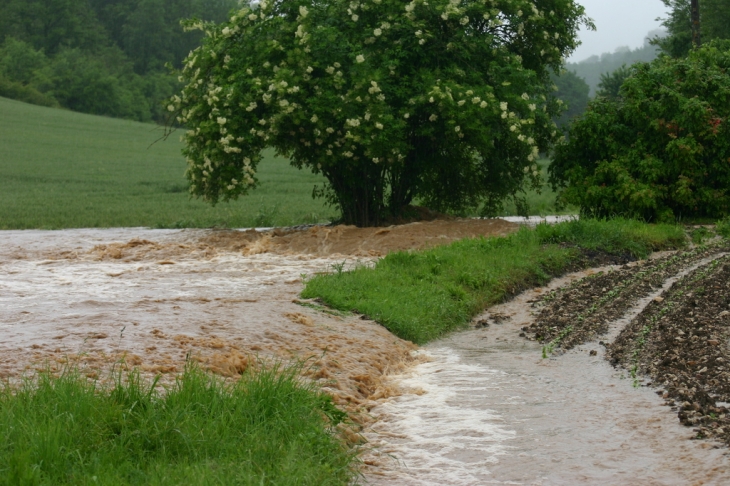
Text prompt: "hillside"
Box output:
[[567, 32, 664, 95], [0, 97, 333, 229]]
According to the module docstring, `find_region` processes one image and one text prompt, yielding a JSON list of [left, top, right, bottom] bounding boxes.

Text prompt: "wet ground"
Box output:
[[362, 246, 730, 485], [3, 223, 730, 484]]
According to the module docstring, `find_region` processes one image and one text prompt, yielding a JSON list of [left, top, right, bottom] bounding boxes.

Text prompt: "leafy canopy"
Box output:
[[172, 0, 591, 226], [550, 41, 730, 222], [657, 0, 730, 57]]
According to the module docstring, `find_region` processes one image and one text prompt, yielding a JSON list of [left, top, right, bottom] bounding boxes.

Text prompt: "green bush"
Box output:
[[0, 77, 58, 107], [0, 36, 180, 123], [550, 41, 730, 223]]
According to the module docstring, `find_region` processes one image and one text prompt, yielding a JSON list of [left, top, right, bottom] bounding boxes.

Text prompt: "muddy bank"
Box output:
[[67, 218, 519, 261]]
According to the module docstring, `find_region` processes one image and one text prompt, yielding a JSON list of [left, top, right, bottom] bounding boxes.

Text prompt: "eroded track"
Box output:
[[363, 241, 730, 485]]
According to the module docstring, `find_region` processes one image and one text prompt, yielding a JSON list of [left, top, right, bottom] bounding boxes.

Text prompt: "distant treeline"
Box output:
[[566, 35, 663, 96], [554, 0, 730, 129], [0, 0, 239, 122]]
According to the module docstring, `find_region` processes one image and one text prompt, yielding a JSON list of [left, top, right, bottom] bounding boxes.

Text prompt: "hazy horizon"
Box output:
[[568, 0, 670, 63]]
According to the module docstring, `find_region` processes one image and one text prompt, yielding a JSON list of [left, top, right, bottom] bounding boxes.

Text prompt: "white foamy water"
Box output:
[[364, 349, 516, 484]]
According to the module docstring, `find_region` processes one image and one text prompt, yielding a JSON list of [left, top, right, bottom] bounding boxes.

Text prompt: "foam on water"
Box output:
[[364, 348, 516, 484]]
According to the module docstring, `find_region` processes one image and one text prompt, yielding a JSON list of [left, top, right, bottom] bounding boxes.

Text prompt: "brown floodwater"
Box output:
[[0, 227, 419, 413], [362, 266, 730, 485], [3, 225, 729, 485]]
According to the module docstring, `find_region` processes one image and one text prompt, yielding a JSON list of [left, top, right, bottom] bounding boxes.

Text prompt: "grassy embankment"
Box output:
[[302, 219, 688, 344], [0, 96, 336, 229], [0, 363, 355, 485]]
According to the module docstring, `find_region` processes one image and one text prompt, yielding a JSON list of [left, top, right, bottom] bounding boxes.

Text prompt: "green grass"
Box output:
[[0, 96, 336, 229], [0, 362, 356, 485], [717, 217, 730, 239], [302, 219, 687, 344]]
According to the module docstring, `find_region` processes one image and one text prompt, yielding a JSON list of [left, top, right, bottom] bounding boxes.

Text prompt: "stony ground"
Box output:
[[523, 233, 730, 446]]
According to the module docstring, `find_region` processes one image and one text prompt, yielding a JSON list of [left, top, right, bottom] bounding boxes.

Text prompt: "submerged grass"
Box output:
[[302, 219, 687, 344], [0, 362, 355, 485]]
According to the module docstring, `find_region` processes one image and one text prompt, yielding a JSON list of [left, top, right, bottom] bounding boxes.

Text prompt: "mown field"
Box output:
[[0, 96, 568, 230], [0, 96, 336, 229]]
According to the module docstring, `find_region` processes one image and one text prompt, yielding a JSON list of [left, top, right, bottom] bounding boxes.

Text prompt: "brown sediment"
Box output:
[[201, 217, 519, 258], [29, 218, 519, 263]]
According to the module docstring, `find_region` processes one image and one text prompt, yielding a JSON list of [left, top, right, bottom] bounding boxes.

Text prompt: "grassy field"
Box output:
[[0, 97, 571, 230], [0, 363, 356, 485], [489, 158, 574, 217], [302, 219, 687, 344], [0, 96, 336, 229]]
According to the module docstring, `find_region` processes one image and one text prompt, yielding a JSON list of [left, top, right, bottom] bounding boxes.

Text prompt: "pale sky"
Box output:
[[568, 0, 671, 62]]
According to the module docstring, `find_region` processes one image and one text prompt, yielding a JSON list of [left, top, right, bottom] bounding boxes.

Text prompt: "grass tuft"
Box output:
[[534, 217, 687, 259], [0, 362, 355, 485], [302, 219, 686, 344], [717, 217, 730, 239]]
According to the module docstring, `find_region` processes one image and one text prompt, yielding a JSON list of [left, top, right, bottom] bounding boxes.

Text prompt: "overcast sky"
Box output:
[[568, 0, 671, 62]]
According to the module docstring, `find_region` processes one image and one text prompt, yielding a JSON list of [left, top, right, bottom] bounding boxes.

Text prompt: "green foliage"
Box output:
[[172, 0, 592, 226], [551, 69, 589, 129], [0, 0, 106, 56], [689, 226, 713, 244], [657, 0, 730, 57], [717, 217, 730, 239], [0, 96, 335, 229], [550, 41, 730, 222], [596, 64, 632, 100], [0, 0, 240, 121], [0, 37, 49, 85], [0, 76, 58, 107], [534, 218, 687, 257], [303, 218, 685, 344], [0, 362, 355, 485]]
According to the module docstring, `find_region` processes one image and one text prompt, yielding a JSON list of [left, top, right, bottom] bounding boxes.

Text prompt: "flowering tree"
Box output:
[[170, 0, 591, 226]]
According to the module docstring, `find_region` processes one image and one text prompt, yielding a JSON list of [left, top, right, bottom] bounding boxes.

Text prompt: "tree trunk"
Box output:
[[691, 0, 701, 47]]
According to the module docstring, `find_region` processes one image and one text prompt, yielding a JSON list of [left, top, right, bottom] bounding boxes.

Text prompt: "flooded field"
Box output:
[[2, 223, 729, 484]]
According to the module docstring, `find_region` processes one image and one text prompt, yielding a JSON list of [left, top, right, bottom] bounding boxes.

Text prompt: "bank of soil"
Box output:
[[0, 218, 517, 423], [524, 239, 730, 446], [609, 254, 730, 446]]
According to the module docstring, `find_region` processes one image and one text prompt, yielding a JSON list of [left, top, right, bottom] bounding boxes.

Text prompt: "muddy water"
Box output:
[[4, 228, 730, 484], [363, 269, 730, 485], [0, 229, 416, 413]]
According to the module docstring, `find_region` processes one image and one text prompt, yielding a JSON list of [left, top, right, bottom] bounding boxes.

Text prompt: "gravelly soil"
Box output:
[[524, 243, 729, 351], [523, 236, 730, 447], [609, 254, 730, 446]]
